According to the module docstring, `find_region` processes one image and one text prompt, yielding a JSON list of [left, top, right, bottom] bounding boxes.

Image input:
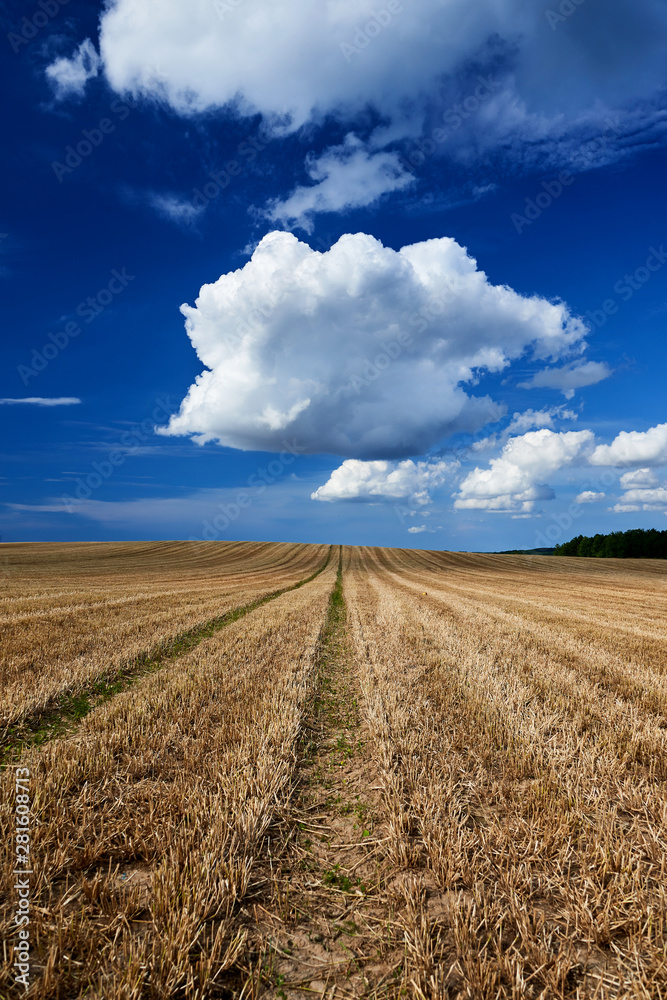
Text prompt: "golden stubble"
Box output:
[[0, 541, 328, 727], [3, 543, 667, 998], [1, 547, 336, 998], [345, 546, 667, 998]]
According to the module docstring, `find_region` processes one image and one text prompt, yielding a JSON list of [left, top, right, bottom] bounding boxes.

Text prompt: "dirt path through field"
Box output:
[[237, 549, 403, 999]]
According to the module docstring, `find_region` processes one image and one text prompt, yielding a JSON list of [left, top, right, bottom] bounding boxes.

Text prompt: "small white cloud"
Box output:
[[519, 361, 612, 399], [266, 135, 414, 232], [609, 503, 641, 513], [148, 193, 204, 226], [576, 490, 605, 503], [46, 39, 100, 99], [454, 428, 595, 513], [469, 434, 498, 454], [507, 405, 577, 434], [408, 525, 437, 534], [454, 486, 554, 513], [0, 397, 82, 406], [311, 458, 456, 504], [609, 468, 667, 512], [619, 468, 659, 488], [621, 487, 667, 505], [590, 422, 667, 468], [507, 408, 556, 434]]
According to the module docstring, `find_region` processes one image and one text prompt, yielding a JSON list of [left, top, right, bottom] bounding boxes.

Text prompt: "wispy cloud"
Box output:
[[46, 39, 100, 99], [49, 0, 667, 228], [0, 397, 82, 406], [266, 136, 415, 232], [147, 193, 205, 226], [518, 361, 612, 399]]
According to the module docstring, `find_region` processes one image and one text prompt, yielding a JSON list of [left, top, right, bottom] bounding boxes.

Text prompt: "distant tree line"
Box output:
[[496, 547, 555, 555], [555, 528, 667, 559]]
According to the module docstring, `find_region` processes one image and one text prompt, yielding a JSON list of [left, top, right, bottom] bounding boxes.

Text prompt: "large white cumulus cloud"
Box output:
[[159, 231, 588, 458], [62, 0, 667, 128]]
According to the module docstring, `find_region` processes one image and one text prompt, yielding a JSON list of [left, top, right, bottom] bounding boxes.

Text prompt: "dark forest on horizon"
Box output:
[[555, 528, 667, 559]]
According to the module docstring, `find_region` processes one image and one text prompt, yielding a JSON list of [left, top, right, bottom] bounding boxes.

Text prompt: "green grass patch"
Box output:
[[322, 864, 366, 895]]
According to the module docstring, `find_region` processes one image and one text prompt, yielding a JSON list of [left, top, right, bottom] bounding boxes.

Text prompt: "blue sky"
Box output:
[[1, 0, 667, 550]]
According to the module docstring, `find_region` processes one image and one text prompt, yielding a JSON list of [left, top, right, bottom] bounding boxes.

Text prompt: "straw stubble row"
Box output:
[[345, 546, 667, 998], [0, 555, 337, 998], [0, 541, 327, 728]]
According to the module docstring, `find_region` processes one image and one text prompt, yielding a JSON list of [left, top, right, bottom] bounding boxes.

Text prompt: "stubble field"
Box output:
[[1, 541, 667, 999]]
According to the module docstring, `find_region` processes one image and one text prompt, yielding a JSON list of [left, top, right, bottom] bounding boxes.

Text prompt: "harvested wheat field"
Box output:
[[2, 542, 667, 999], [0, 541, 328, 737]]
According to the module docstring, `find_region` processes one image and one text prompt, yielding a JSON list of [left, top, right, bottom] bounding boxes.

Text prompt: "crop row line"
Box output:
[[0, 544, 333, 762]]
